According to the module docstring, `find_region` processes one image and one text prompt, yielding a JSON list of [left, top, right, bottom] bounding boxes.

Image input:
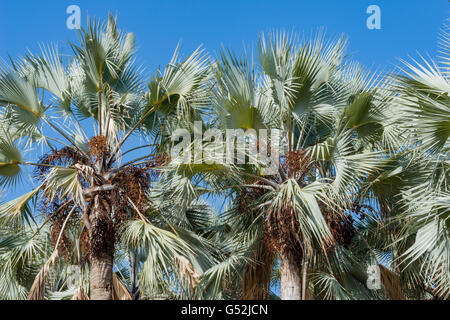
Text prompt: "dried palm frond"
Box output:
[[27, 250, 59, 300], [175, 255, 200, 291], [72, 286, 89, 300], [379, 264, 403, 300], [112, 273, 132, 300], [241, 239, 274, 300], [28, 206, 76, 300]]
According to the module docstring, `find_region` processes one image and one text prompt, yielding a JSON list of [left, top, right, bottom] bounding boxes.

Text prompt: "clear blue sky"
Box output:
[[0, 0, 448, 71]]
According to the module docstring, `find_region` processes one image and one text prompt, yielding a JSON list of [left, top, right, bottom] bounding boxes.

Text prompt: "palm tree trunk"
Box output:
[[90, 252, 113, 300], [88, 199, 115, 300], [280, 253, 301, 300]]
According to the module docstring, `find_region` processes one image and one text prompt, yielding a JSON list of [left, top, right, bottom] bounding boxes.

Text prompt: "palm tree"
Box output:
[[383, 21, 450, 299], [0, 182, 240, 300], [0, 14, 212, 300], [345, 19, 450, 300], [208, 31, 400, 300]]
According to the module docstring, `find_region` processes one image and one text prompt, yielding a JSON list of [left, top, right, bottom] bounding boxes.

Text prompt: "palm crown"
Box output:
[[0, 15, 214, 300], [0, 15, 449, 300]]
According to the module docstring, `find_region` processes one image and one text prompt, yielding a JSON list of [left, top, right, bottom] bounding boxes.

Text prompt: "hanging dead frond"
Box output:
[[379, 264, 403, 300], [72, 286, 89, 300], [112, 273, 132, 300], [29, 205, 76, 300], [241, 238, 274, 300], [27, 250, 59, 300], [50, 214, 74, 260], [175, 255, 201, 291]]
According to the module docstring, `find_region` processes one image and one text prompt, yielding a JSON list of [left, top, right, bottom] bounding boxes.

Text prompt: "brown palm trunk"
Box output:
[[88, 200, 115, 300], [280, 253, 301, 300], [90, 252, 113, 300]]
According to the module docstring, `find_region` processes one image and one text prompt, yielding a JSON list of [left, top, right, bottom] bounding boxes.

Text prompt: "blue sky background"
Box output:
[[0, 0, 448, 72]]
